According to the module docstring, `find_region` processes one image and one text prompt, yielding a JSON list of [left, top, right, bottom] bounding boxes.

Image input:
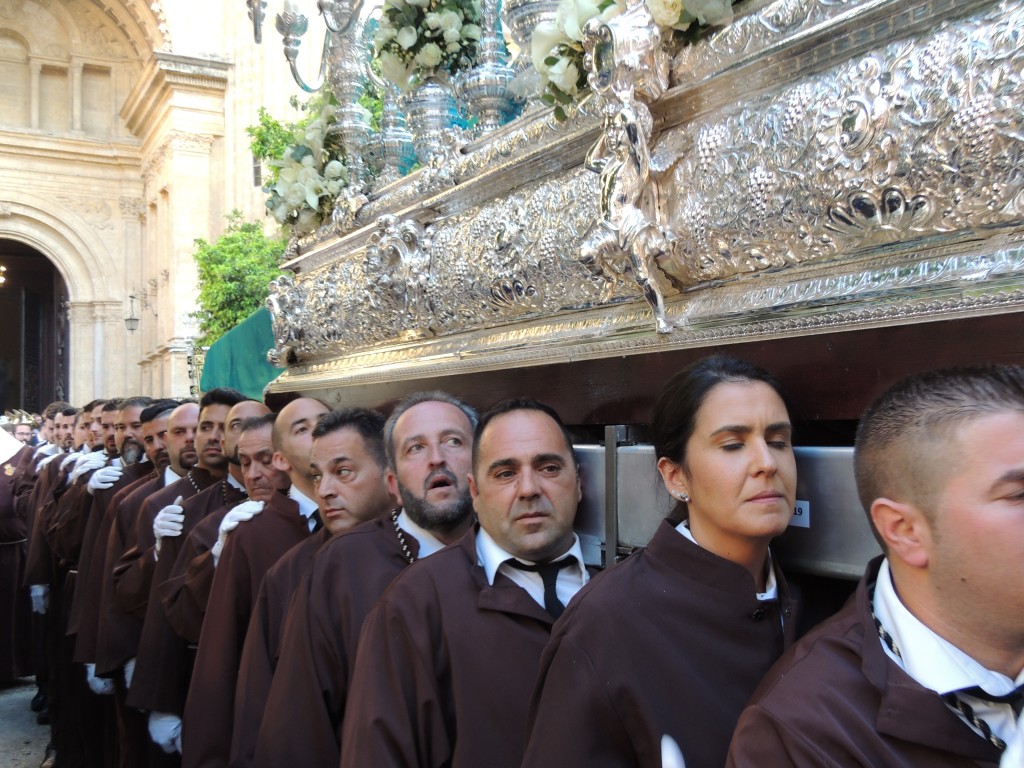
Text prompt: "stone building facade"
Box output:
[[0, 0, 305, 404]]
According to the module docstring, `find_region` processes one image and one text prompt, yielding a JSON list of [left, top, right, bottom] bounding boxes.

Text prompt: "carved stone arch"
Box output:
[[0, 192, 118, 303]]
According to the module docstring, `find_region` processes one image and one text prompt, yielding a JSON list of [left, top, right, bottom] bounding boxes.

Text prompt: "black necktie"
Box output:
[[310, 509, 324, 534], [505, 556, 577, 620]]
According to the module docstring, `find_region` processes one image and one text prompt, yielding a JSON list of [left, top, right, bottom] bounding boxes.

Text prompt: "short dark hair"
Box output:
[[102, 399, 124, 413], [313, 408, 387, 469], [239, 413, 276, 435], [383, 391, 478, 470], [140, 399, 180, 424], [472, 398, 576, 471], [60, 406, 80, 418], [650, 355, 790, 518], [199, 388, 250, 410], [83, 399, 107, 413], [855, 364, 1024, 546], [118, 396, 153, 412], [43, 402, 71, 421]]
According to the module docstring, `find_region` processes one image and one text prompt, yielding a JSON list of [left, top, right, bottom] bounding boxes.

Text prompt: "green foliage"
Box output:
[[192, 212, 287, 346]]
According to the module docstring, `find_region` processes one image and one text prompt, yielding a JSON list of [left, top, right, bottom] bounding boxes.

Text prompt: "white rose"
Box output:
[[272, 202, 290, 224], [645, 0, 682, 28], [284, 183, 306, 208], [461, 23, 481, 41], [443, 28, 461, 43], [446, 40, 461, 52], [373, 25, 397, 49], [547, 56, 580, 95], [326, 179, 343, 196], [681, 0, 732, 26], [324, 160, 345, 179], [379, 50, 413, 88], [397, 25, 418, 49], [424, 11, 442, 28], [438, 9, 462, 31], [556, 0, 601, 42], [414, 42, 444, 68], [531, 20, 565, 73]]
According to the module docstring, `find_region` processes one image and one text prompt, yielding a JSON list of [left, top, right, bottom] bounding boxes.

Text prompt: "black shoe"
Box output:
[[36, 709, 50, 725], [31, 691, 47, 712], [39, 744, 57, 768]]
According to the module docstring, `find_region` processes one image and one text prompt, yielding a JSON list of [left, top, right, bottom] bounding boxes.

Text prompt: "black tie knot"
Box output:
[[505, 556, 577, 620], [956, 685, 1024, 718]]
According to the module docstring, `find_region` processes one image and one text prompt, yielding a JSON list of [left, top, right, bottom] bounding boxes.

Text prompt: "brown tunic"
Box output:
[[113, 469, 220, 618], [726, 557, 1002, 768], [229, 526, 331, 768], [252, 515, 416, 768], [69, 463, 155, 660], [0, 445, 33, 679], [23, 454, 69, 587], [94, 475, 165, 676], [159, 507, 232, 646], [128, 480, 248, 714], [521, 520, 798, 768], [338, 526, 563, 768], [181, 492, 309, 768]]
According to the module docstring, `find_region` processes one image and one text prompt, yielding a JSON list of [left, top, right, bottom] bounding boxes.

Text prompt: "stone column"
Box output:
[[70, 59, 83, 133], [29, 61, 41, 129]]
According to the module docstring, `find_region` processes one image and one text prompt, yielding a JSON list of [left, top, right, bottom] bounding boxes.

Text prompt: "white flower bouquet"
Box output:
[[373, 0, 483, 90], [265, 102, 352, 236], [532, 0, 736, 119]]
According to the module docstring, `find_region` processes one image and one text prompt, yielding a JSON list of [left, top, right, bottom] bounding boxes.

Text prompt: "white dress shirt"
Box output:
[[288, 485, 319, 531], [476, 528, 589, 612], [874, 558, 1023, 747], [396, 510, 446, 559], [675, 520, 779, 601]]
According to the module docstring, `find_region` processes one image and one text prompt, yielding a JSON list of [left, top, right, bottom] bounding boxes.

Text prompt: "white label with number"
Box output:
[[789, 500, 810, 528]]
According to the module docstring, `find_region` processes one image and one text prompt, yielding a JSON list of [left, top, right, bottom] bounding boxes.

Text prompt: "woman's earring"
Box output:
[[673, 491, 690, 503]]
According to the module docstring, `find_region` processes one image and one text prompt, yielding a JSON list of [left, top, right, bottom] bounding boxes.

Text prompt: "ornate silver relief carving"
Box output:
[[267, 0, 1023, 378]]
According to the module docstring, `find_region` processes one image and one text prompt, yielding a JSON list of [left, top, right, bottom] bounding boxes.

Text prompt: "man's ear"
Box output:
[[871, 497, 931, 569], [386, 470, 399, 503], [271, 450, 292, 474], [468, 472, 479, 505]]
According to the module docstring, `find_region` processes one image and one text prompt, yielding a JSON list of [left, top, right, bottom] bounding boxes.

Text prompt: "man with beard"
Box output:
[[132, 399, 268, 762], [340, 398, 590, 768], [182, 397, 329, 768], [253, 391, 477, 767], [231, 408, 396, 768]]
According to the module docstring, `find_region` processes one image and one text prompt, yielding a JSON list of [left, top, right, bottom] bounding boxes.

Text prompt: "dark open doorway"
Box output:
[[0, 240, 68, 413]]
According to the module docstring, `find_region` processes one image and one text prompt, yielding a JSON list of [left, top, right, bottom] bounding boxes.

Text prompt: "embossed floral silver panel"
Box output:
[[267, 0, 1024, 396]]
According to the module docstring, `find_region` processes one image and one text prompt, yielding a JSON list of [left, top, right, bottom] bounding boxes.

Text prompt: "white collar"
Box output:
[[288, 485, 318, 519], [674, 520, 778, 601], [163, 466, 182, 486], [226, 473, 245, 491], [476, 527, 587, 587], [874, 558, 1024, 696], [396, 509, 446, 559]]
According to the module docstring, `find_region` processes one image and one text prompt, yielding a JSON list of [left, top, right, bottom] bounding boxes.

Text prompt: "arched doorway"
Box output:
[[0, 239, 68, 412]]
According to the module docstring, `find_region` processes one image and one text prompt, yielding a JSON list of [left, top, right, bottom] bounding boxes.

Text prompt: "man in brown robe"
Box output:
[[230, 407, 397, 768], [253, 391, 479, 768], [336, 398, 587, 768], [181, 397, 329, 768], [728, 365, 1024, 767], [129, 399, 268, 758], [0, 427, 32, 681]]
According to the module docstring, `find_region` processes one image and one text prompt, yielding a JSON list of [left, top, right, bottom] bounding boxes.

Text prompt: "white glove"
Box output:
[[88, 464, 123, 495], [148, 711, 182, 754], [85, 663, 115, 696], [71, 451, 107, 484], [211, 500, 264, 566], [36, 442, 58, 457], [38, 452, 63, 471], [661, 735, 686, 768], [153, 496, 185, 558], [61, 451, 83, 472], [123, 657, 136, 689], [30, 584, 49, 614]]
